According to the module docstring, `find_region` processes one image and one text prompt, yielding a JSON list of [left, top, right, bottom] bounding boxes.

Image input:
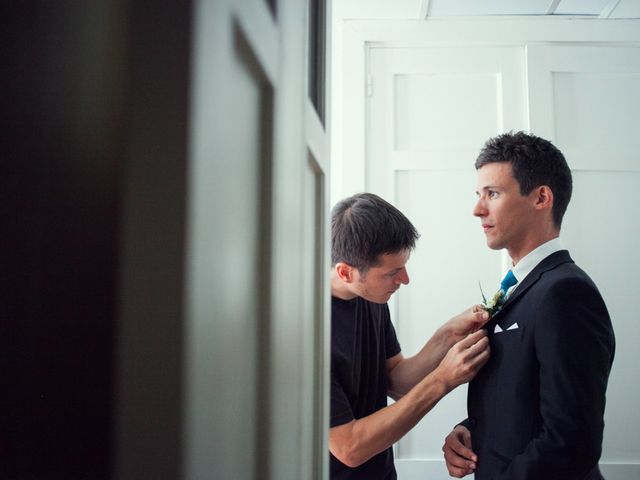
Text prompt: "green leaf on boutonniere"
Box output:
[[479, 281, 506, 318]]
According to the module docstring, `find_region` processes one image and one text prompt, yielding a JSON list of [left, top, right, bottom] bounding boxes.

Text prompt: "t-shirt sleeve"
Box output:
[[383, 304, 401, 359], [330, 372, 354, 428]]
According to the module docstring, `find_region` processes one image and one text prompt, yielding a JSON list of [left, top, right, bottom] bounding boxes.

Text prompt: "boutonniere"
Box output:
[[479, 281, 506, 317]]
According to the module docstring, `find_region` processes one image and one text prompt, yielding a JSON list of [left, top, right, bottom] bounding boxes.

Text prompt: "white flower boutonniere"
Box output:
[[479, 282, 506, 318]]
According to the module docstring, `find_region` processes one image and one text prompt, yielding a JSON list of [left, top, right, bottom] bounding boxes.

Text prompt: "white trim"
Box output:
[[601, 0, 623, 19], [418, 0, 430, 20], [306, 100, 329, 171], [395, 459, 640, 478], [546, 0, 562, 15], [335, 18, 640, 200], [342, 17, 640, 43], [233, 0, 280, 85]]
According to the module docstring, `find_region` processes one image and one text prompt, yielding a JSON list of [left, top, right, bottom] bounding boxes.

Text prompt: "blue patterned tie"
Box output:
[[500, 270, 518, 295]]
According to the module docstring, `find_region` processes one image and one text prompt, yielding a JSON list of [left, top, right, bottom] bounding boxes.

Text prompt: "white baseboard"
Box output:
[[396, 459, 640, 480]]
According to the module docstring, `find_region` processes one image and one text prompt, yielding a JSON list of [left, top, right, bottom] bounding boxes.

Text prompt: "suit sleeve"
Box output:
[[497, 276, 615, 480]]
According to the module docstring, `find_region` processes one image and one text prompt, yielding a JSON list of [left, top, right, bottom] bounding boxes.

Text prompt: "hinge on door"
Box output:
[[366, 74, 373, 97]]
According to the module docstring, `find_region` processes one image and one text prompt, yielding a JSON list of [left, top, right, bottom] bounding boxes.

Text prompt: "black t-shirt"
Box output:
[[330, 296, 402, 480]]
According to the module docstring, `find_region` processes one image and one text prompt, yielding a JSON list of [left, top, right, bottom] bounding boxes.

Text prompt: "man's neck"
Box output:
[[510, 236, 561, 267], [509, 231, 560, 265]]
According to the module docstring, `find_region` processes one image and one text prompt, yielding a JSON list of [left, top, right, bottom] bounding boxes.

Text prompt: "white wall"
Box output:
[[331, 15, 640, 480]]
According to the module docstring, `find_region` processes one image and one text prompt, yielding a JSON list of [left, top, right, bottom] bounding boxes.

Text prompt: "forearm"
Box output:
[[331, 370, 449, 467], [390, 306, 489, 396], [388, 324, 453, 395]]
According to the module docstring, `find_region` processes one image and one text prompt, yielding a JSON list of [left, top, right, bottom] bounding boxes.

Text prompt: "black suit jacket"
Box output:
[[461, 250, 615, 480]]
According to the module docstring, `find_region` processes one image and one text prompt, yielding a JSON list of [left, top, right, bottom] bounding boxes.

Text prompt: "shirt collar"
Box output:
[[511, 237, 565, 287]]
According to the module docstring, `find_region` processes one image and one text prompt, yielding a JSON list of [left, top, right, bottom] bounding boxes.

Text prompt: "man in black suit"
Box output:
[[442, 132, 616, 479]]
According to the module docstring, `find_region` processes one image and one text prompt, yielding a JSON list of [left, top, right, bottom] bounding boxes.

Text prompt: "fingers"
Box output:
[[464, 335, 491, 370], [463, 306, 490, 331], [449, 331, 491, 383], [449, 429, 476, 461], [465, 333, 490, 357], [443, 428, 476, 477], [446, 462, 475, 479], [472, 346, 491, 370], [437, 329, 491, 389], [457, 329, 488, 349], [459, 426, 473, 450], [449, 307, 490, 342]]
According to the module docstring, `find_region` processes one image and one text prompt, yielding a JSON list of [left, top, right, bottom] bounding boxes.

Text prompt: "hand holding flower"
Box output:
[[445, 305, 490, 343]]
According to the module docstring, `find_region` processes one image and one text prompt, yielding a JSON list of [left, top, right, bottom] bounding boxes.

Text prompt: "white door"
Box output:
[[185, 3, 272, 477], [114, 1, 331, 479], [186, 1, 331, 479], [367, 45, 528, 478], [368, 43, 640, 479], [527, 45, 640, 479]]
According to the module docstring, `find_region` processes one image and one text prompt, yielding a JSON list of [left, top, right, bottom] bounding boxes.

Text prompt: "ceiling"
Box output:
[[337, 0, 640, 20]]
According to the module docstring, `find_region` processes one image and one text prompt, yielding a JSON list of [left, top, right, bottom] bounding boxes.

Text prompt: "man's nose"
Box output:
[[396, 268, 410, 285], [473, 198, 486, 217]]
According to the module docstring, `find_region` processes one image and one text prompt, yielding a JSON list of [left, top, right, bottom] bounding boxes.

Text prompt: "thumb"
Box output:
[[475, 309, 490, 327]]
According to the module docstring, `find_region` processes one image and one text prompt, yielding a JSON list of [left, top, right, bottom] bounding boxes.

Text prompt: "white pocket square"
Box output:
[[494, 322, 519, 333]]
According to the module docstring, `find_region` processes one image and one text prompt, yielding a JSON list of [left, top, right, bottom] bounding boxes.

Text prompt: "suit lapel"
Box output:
[[491, 250, 574, 325]]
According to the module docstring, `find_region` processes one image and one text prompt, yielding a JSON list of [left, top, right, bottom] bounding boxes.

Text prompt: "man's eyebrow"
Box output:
[[476, 185, 500, 193]]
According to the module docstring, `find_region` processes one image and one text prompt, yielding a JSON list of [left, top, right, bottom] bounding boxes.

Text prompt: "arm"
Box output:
[[497, 277, 614, 479], [330, 329, 490, 468], [387, 305, 489, 397]]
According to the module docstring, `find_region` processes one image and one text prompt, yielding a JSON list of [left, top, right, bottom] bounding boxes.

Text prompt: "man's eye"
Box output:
[[488, 191, 498, 199]]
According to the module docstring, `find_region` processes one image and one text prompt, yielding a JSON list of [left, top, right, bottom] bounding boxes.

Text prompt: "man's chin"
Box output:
[[366, 294, 393, 304], [486, 239, 504, 251], [381, 292, 398, 303]]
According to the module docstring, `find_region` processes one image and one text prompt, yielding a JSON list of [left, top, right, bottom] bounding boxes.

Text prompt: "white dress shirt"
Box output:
[[509, 237, 566, 296], [494, 237, 566, 332]]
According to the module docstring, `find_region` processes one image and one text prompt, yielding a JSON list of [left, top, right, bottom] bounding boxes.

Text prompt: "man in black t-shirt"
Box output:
[[330, 193, 491, 479]]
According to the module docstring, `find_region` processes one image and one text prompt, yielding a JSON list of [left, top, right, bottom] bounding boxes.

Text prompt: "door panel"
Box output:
[[368, 46, 526, 475], [562, 171, 640, 467], [368, 46, 527, 195], [301, 153, 329, 480], [182, 1, 330, 480], [187, 24, 271, 480], [394, 169, 501, 462], [527, 45, 640, 475], [394, 72, 501, 152], [527, 45, 640, 171]]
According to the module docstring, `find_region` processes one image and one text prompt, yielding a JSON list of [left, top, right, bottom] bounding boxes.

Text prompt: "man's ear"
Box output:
[[534, 185, 554, 211], [335, 262, 354, 283]]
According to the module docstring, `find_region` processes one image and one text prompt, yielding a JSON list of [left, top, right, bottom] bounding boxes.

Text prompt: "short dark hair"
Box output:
[[331, 193, 419, 272], [475, 131, 573, 229]]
